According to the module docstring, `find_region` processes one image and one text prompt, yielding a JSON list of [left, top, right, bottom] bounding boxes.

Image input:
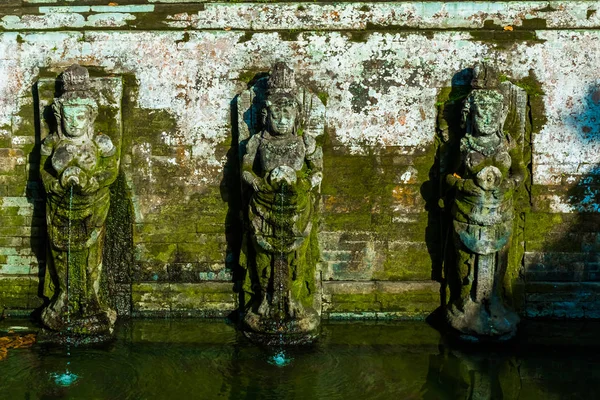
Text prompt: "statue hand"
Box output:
[[60, 166, 86, 190], [252, 177, 270, 193], [50, 180, 65, 195], [460, 178, 486, 196], [310, 172, 323, 189], [81, 176, 100, 195], [492, 178, 515, 198]]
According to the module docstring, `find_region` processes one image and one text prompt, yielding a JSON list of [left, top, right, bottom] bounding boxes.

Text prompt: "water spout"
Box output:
[[268, 350, 293, 367], [51, 370, 79, 387]]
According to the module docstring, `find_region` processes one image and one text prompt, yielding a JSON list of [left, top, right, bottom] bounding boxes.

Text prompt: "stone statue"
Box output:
[[40, 64, 120, 340], [238, 63, 324, 344], [444, 63, 526, 340]]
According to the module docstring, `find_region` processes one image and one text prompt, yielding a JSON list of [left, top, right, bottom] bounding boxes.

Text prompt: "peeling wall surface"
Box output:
[[0, 1, 598, 320]]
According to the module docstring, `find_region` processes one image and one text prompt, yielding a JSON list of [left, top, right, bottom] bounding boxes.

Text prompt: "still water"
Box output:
[[0, 319, 599, 399]]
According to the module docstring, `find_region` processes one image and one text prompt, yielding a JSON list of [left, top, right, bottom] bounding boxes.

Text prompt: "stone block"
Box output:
[[0, 276, 42, 310], [132, 283, 171, 312]]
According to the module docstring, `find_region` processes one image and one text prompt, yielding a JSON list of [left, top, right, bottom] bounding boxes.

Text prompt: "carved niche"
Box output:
[[37, 64, 123, 341]]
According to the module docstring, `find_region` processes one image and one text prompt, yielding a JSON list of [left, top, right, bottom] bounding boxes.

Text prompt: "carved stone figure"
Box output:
[[444, 63, 526, 340], [238, 63, 324, 344], [40, 64, 120, 339]]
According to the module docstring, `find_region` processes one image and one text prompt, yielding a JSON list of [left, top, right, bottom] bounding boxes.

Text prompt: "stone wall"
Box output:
[[0, 1, 598, 320]]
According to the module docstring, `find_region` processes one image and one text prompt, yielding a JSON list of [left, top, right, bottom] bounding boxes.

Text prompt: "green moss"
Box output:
[[330, 293, 380, 312], [279, 30, 301, 42], [177, 240, 225, 263], [377, 290, 439, 309], [317, 91, 329, 106], [435, 85, 471, 107], [0, 278, 42, 310], [347, 31, 370, 43], [376, 246, 432, 281], [469, 20, 545, 48], [237, 32, 254, 44], [238, 69, 265, 85]]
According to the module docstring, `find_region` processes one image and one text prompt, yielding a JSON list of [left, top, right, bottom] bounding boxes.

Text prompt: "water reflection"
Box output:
[[422, 339, 520, 400], [1, 320, 600, 399]]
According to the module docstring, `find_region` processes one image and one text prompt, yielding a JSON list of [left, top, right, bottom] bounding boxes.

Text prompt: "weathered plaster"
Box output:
[[7, 2, 600, 31]]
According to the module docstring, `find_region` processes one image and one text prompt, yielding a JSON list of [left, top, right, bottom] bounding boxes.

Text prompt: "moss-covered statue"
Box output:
[[40, 64, 120, 340], [238, 63, 324, 344], [444, 63, 526, 340]]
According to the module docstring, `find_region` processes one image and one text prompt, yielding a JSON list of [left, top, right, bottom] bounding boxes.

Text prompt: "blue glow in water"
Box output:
[[268, 351, 292, 367], [51, 370, 79, 387]]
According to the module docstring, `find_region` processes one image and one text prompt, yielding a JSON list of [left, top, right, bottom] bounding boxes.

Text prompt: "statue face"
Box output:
[[62, 105, 92, 137], [266, 99, 298, 136], [472, 98, 502, 136]]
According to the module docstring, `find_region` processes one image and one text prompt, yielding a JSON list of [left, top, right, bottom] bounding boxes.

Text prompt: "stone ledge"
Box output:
[[323, 280, 439, 295], [4, 2, 600, 31], [132, 281, 237, 314]]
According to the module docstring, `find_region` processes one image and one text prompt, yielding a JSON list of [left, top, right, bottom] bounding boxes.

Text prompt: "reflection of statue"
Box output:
[[239, 63, 323, 344], [421, 339, 521, 400], [40, 64, 120, 338], [444, 63, 526, 340]]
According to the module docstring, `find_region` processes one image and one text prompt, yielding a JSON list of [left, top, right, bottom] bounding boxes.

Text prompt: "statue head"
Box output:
[[53, 64, 98, 138], [262, 62, 302, 136], [466, 90, 505, 136], [264, 94, 301, 136]]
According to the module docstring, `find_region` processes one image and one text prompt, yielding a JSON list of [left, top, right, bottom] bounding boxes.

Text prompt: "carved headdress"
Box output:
[[263, 62, 303, 132], [267, 62, 297, 96], [53, 64, 98, 135], [461, 62, 507, 134]]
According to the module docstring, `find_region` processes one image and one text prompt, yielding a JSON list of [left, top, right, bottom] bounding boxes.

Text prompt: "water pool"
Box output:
[[0, 319, 598, 399]]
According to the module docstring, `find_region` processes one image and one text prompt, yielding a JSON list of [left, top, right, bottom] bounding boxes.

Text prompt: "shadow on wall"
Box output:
[[29, 77, 68, 315], [421, 68, 473, 307], [223, 73, 269, 318], [29, 82, 51, 316], [523, 85, 600, 319]]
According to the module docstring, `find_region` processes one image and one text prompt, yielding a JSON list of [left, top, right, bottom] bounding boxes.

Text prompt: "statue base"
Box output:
[[243, 309, 320, 346], [40, 306, 117, 344], [446, 300, 519, 343], [37, 328, 115, 346]]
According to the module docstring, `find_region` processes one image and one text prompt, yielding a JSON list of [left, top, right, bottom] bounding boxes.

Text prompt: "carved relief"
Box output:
[[444, 63, 526, 340], [237, 63, 325, 344], [39, 64, 122, 340]]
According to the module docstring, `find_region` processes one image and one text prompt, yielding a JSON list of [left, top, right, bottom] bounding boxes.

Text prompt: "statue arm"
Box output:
[[506, 147, 526, 189], [40, 159, 64, 196], [446, 173, 484, 196], [305, 144, 323, 190], [241, 135, 264, 192], [81, 156, 119, 195], [39, 137, 65, 195]]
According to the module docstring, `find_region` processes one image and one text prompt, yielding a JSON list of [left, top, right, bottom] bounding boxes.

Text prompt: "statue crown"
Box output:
[[61, 64, 91, 93], [267, 62, 297, 96], [56, 64, 97, 111], [471, 62, 499, 90]]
